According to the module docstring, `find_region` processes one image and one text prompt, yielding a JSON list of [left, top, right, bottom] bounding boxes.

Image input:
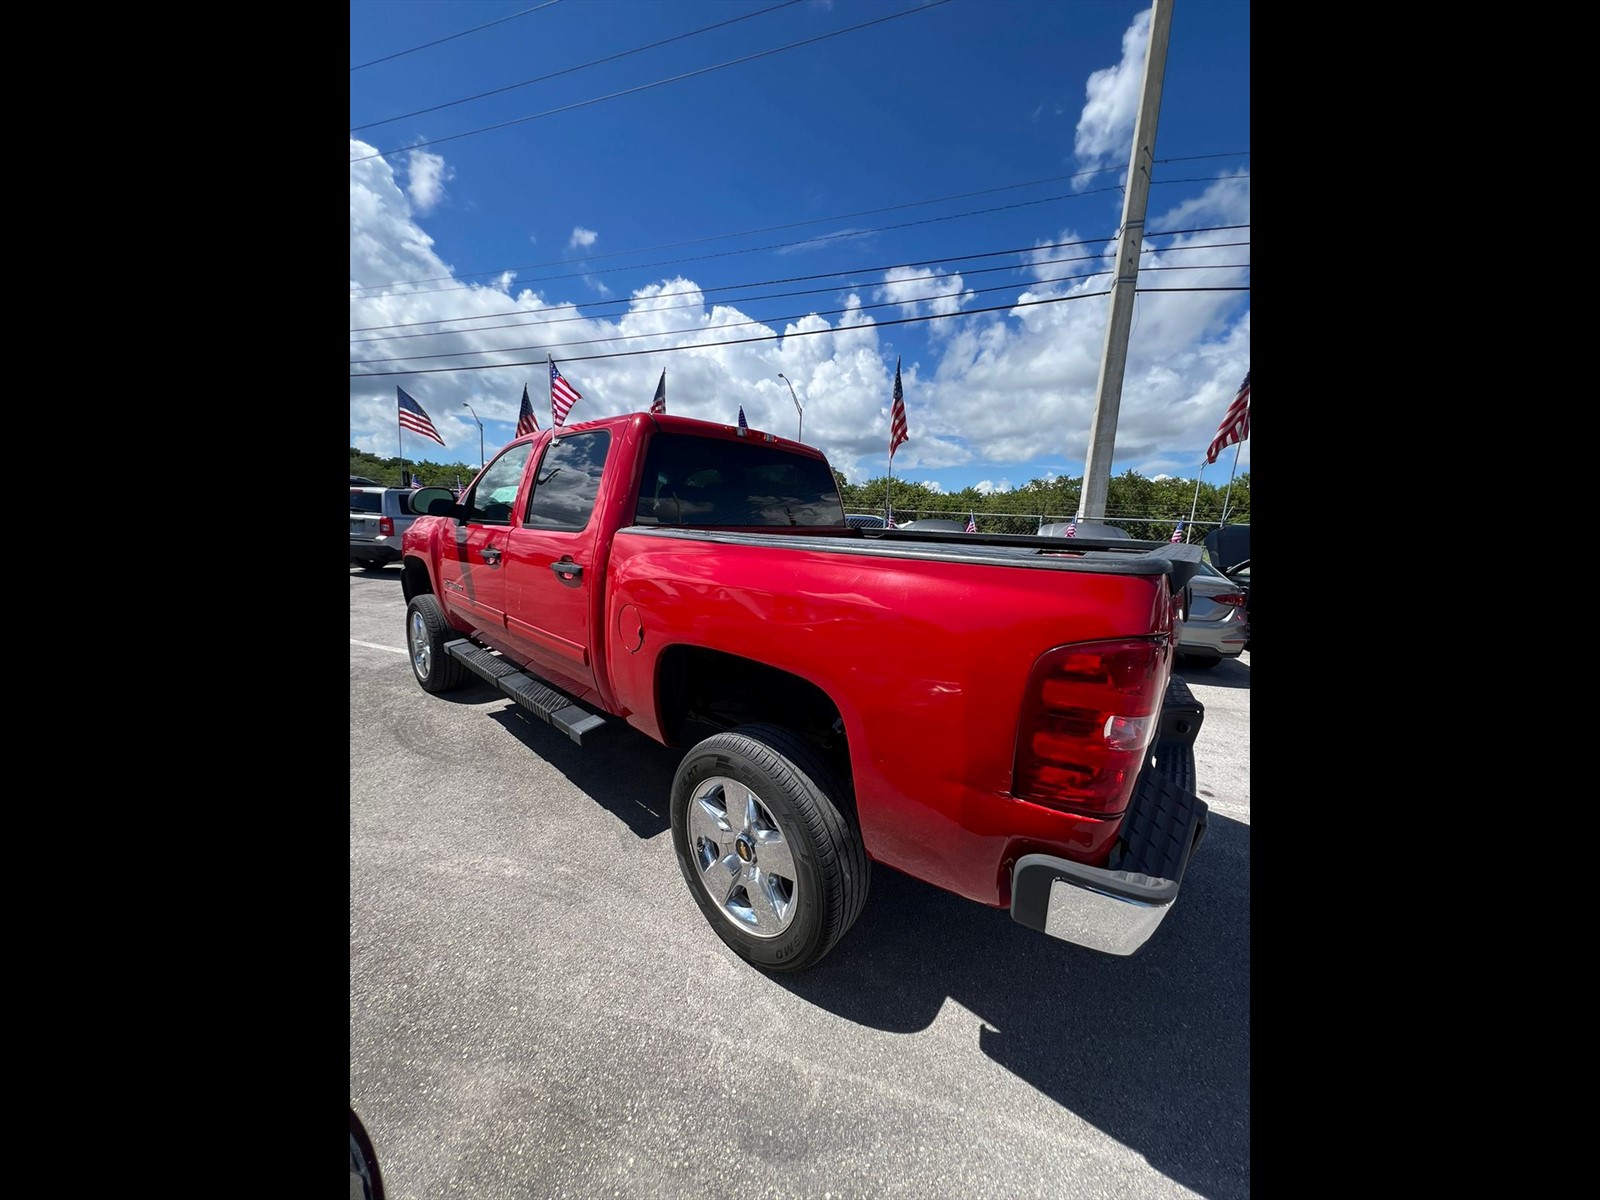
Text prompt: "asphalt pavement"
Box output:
[[350, 568, 1250, 1200]]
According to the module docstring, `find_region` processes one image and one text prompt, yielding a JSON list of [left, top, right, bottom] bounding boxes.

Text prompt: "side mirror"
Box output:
[[410, 487, 459, 517]]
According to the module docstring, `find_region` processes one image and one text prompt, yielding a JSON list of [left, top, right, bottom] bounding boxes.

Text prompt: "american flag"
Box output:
[[889, 356, 908, 459], [1064, 517, 1077, 538], [549, 357, 583, 427], [1205, 370, 1250, 465], [650, 370, 666, 415], [1171, 520, 1184, 543], [397, 386, 446, 447], [737, 406, 748, 435], [517, 382, 540, 437], [965, 513, 977, 533]]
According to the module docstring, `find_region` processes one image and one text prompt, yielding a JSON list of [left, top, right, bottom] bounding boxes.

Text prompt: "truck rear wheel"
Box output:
[[670, 723, 869, 972], [406, 594, 468, 694]]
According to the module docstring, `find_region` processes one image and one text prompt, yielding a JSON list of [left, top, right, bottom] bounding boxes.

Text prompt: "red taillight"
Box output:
[[1213, 592, 1246, 608], [378, 516, 395, 537], [1012, 638, 1169, 816]]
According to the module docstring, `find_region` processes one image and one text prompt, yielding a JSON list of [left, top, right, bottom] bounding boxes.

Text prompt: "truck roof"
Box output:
[[519, 410, 832, 463]]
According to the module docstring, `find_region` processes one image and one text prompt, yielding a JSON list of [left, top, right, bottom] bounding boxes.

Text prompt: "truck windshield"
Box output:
[[635, 433, 847, 528]]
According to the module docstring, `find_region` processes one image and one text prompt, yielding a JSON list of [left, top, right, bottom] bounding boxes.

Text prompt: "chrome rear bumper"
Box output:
[[1009, 675, 1210, 956]]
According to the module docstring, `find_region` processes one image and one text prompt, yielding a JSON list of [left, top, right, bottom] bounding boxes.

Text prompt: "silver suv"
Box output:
[[350, 486, 418, 570]]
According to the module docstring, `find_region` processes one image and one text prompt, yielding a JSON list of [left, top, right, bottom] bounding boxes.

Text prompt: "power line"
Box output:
[[350, 261, 1248, 367], [355, 173, 1110, 297], [355, 185, 1126, 303], [350, 2, 562, 73], [350, 172, 1247, 304], [353, 168, 1117, 293], [351, 289, 1109, 379], [348, 180, 1229, 310], [348, 281, 1247, 380], [351, 234, 1115, 333], [353, 267, 1116, 366], [350, 0, 956, 164], [350, 223, 1248, 333], [352, 0, 805, 132], [350, 152, 1246, 294], [350, 242, 1251, 346]]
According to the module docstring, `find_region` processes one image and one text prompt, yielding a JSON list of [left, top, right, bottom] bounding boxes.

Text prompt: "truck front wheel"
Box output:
[[670, 723, 870, 972], [406, 594, 468, 694]]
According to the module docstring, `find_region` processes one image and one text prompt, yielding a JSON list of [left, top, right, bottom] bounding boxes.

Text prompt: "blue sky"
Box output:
[[349, 0, 1250, 493]]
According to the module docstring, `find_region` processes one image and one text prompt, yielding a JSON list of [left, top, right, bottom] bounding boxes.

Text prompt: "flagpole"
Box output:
[[1186, 460, 1206, 541], [885, 454, 894, 526], [396, 392, 406, 486], [1219, 439, 1243, 525]]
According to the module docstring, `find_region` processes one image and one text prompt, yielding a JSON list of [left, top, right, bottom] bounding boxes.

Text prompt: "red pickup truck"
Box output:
[[399, 412, 1209, 972]]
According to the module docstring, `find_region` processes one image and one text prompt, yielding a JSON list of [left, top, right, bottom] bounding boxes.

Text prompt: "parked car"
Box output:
[[897, 518, 966, 532], [1204, 524, 1250, 650], [350, 485, 419, 570], [844, 513, 891, 528], [1037, 521, 1131, 538], [1176, 558, 1249, 666], [350, 474, 382, 485]]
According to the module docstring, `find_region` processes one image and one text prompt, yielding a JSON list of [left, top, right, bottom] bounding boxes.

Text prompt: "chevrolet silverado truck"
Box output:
[[398, 412, 1209, 973]]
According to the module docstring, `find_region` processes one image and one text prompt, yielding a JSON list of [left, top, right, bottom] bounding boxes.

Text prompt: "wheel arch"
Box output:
[[654, 645, 853, 792], [400, 555, 432, 604]]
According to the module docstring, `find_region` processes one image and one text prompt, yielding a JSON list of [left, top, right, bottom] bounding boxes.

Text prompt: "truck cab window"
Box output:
[[524, 431, 611, 530], [466, 444, 533, 525]]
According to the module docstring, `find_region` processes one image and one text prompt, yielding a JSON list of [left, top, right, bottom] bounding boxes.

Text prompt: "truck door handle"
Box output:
[[481, 546, 502, 564], [549, 559, 582, 580]]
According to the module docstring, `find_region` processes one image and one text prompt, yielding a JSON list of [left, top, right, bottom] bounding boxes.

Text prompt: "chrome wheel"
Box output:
[[408, 607, 434, 681], [686, 775, 798, 938]]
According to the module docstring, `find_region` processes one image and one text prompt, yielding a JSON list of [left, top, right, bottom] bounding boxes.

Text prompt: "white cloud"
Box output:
[[350, 131, 1247, 486], [878, 266, 974, 323], [570, 227, 598, 249], [1072, 9, 1152, 188], [405, 149, 452, 214]]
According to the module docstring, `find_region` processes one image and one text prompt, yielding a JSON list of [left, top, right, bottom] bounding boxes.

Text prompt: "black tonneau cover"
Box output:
[[624, 525, 1203, 590]]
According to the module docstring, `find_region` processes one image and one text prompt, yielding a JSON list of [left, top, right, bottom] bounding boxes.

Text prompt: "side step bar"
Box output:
[[444, 639, 608, 746]]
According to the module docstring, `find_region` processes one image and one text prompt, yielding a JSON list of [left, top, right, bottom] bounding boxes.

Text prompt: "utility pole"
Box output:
[[1078, 0, 1173, 520]]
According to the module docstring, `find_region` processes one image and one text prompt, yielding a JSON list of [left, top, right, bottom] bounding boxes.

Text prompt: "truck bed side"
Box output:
[[603, 526, 1185, 908]]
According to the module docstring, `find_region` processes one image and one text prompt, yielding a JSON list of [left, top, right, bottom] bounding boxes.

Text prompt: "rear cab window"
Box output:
[[634, 433, 845, 527]]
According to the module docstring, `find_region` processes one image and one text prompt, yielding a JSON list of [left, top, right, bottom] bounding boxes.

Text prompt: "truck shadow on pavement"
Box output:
[[474, 698, 1249, 1198], [488, 703, 679, 839], [772, 816, 1251, 1200]]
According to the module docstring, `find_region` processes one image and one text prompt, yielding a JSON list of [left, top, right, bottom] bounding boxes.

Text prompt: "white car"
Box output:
[[1177, 559, 1250, 666]]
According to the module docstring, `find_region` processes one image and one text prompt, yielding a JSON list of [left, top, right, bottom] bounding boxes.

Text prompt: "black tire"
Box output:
[[670, 723, 870, 973], [406, 593, 468, 694]]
